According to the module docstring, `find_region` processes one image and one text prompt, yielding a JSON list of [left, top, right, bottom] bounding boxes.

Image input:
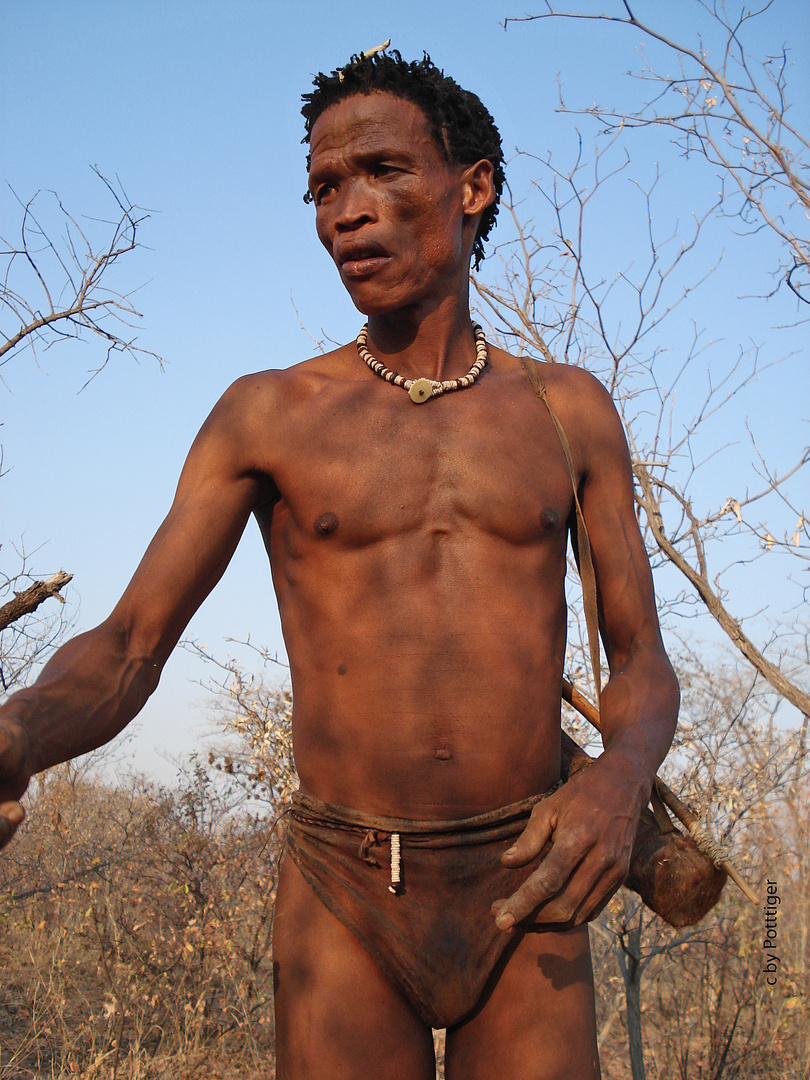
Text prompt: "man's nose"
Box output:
[[333, 179, 375, 231]]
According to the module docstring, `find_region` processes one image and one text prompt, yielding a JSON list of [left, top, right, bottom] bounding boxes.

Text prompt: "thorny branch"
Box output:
[[1, 168, 162, 381]]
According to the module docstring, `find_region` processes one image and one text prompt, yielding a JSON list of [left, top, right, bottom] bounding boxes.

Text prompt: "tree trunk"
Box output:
[[621, 919, 647, 1080]]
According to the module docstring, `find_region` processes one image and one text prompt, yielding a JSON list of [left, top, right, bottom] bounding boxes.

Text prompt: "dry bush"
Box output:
[[0, 758, 283, 1079], [3, 646, 805, 1079], [589, 655, 809, 1079]]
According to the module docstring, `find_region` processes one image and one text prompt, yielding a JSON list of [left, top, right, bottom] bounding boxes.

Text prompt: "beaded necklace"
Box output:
[[356, 323, 488, 403]]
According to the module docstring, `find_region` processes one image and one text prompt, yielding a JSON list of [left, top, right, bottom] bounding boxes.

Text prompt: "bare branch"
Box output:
[[1, 168, 163, 378], [504, 2, 809, 302], [0, 571, 73, 633], [485, 3, 810, 712], [634, 460, 810, 716]]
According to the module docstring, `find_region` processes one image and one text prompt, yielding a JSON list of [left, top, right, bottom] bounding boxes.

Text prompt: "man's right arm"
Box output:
[[0, 375, 274, 846]]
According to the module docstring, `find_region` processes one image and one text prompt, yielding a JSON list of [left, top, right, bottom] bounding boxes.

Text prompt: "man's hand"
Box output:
[[491, 756, 646, 930], [0, 719, 30, 850]]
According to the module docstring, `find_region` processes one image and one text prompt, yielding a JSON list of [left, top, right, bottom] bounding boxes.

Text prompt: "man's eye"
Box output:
[[373, 164, 396, 178], [314, 183, 335, 204]]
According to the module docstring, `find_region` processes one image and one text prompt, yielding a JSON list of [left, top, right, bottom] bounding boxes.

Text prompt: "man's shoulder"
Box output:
[[186, 346, 359, 481], [501, 353, 627, 475], [218, 344, 357, 411], [523, 356, 608, 399], [499, 352, 616, 424]]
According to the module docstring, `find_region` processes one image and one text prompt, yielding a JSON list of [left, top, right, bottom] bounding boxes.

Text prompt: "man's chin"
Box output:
[[347, 291, 402, 319], [343, 280, 424, 320], [338, 267, 407, 316]]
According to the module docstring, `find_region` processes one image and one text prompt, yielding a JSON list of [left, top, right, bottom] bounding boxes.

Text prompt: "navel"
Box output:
[[314, 511, 339, 537], [433, 747, 452, 761], [337, 663, 348, 676]]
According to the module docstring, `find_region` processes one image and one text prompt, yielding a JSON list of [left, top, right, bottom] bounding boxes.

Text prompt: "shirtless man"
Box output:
[[0, 52, 678, 1078]]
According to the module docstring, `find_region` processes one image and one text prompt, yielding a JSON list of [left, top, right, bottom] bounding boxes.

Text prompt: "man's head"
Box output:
[[302, 50, 505, 270]]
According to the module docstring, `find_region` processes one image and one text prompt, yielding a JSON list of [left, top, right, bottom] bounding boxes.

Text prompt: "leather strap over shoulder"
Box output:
[[519, 355, 602, 707]]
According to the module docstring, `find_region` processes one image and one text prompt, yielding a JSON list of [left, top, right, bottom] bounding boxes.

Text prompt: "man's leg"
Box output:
[[445, 924, 601, 1080], [273, 854, 436, 1080]]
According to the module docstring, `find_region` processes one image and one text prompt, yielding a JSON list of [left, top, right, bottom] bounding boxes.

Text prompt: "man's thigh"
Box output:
[[272, 853, 436, 1080], [445, 924, 601, 1080]]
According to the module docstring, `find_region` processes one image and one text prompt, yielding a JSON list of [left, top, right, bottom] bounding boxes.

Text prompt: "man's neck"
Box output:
[[364, 296, 480, 383]]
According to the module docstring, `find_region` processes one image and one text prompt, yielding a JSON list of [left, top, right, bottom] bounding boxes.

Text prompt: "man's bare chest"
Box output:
[[263, 378, 575, 552]]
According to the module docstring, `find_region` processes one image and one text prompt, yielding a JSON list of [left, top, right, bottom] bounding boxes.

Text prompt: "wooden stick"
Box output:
[[561, 677, 759, 906], [0, 571, 73, 632]]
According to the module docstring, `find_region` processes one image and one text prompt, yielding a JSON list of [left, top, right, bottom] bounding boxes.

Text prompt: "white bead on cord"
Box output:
[[389, 832, 401, 893]]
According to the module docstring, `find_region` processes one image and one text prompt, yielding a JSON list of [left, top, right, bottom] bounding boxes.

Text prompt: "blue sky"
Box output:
[[2, 0, 807, 781]]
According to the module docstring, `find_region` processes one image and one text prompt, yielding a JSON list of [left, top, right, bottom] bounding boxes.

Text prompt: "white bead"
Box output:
[[389, 832, 401, 892]]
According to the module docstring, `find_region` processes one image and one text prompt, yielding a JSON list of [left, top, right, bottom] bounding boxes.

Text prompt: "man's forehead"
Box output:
[[308, 92, 441, 165]]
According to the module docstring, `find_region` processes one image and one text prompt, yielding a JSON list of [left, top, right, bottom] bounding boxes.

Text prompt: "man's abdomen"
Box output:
[[279, 542, 568, 818]]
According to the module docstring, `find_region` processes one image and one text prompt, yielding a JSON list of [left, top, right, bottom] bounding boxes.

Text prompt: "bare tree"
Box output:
[[503, 0, 809, 306], [478, 0, 809, 715], [474, 7, 809, 1072], [584, 648, 810, 1079], [0, 758, 280, 1077], [185, 638, 299, 817], [0, 170, 160, 691]]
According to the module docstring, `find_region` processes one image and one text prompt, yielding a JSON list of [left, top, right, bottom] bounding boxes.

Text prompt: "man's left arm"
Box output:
[[493, 372, 679, 930]]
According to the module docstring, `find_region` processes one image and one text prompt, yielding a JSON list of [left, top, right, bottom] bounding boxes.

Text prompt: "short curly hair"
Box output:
[[302, 50, 505, 270]]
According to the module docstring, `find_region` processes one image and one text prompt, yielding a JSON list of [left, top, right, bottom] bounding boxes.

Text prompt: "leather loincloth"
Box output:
[[284, 788, 557, 1029]]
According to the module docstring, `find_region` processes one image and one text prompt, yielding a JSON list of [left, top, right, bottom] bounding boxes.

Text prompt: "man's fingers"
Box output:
[[0, 801, 25, 850], [528, 864, 626, 930], [493, 838, 630, 931], [493, 842, 577, 929], [500, 803, 555, 868]]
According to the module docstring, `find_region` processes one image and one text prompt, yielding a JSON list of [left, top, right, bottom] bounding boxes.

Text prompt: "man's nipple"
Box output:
[[539, 507, 560, 532], [314, 511, 339, 537]]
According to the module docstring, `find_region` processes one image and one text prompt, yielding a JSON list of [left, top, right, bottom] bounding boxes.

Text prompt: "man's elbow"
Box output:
[[91, 614, 168, 703]]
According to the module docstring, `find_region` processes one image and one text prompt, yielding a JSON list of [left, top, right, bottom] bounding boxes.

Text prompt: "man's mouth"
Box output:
[[337, 241, 391, 278]]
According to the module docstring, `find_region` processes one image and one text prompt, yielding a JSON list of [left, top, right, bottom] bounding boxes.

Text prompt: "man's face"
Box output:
[[307, 91, 477, 317]]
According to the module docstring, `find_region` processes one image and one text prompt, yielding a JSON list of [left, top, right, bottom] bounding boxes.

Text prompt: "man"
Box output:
[[0, 51, 678, 1078]]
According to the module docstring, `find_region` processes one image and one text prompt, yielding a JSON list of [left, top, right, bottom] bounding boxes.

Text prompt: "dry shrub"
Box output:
[[3, 649, 806, 1079], [590, 658, 810, 1080], [0, 759, 283, 1079]]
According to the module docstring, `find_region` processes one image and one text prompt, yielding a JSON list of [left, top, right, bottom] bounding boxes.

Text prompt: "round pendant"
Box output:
[[409, 378, 434, 403]]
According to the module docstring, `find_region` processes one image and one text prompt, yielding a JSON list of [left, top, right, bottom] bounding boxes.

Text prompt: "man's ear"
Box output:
[[461, 159, 495, 218]]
